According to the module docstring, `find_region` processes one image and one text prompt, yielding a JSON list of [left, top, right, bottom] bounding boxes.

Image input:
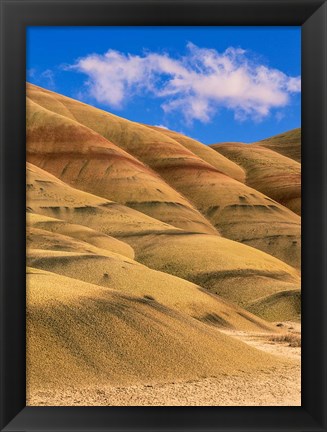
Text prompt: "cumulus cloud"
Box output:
[[69, 43, 301, 123]]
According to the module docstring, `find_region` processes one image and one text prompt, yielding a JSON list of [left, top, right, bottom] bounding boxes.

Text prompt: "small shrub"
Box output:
[[269, 333, 301, 347]]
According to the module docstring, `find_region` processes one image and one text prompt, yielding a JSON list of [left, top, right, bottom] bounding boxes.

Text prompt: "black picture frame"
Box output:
[[1, 0, 326, 431]]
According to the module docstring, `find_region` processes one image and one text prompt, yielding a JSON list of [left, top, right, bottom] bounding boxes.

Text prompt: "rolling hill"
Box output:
[[27, 161, 300, 320], [27, 97, 217, 236], [147, 125, 246, 182], [27, 84, 301, 268], [211, 142, 301, 215], [26, 83, 301, 405], [27, 267, 282, 394], [253, 128, 301, 163]]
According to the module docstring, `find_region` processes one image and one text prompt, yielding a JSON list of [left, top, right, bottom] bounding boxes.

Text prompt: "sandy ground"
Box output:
[[220, 321, 301, 361], [29, 366, 300, 406], [28, 322, 300, 406]]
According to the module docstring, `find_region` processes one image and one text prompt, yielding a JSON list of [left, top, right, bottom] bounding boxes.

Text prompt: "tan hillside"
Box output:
[[27, 162, 201, 238], [155, 160, 301, 269], [26, 82, 301, 406], [27, 213, 135, 259], [147, 125, 245, 182], [27, 84, 300, 268], [26, 84, 235, 176], [27, 226, 133, 261], [26, 243, 274, 332], [27, 267, 283, 394], [129, 232, 300, 318], [27, 163, 300, 321], [26, 97, 217, 235], [248, 290, 301, 322], [211, 143, 301, 215], [254, 128, 301, 163]]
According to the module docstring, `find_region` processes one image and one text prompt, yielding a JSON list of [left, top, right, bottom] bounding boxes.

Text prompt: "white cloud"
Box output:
[[275, 111, 286, 122], [70, 43, 301, 124], [154, 124, 168, 129], [27, 68, 36, 79], [27, 68, 56, 89], [41, 69, 55, 89]]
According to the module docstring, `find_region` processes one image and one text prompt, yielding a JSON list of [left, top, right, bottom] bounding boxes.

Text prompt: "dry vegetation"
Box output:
[[269, 333, 301, 347]]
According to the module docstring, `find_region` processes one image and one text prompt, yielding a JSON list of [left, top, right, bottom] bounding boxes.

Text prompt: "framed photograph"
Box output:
[[0, 0, 326, 431]]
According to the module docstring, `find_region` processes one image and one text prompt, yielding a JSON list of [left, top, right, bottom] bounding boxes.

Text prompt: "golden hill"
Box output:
[[27, 162, 189, 238], [211, 143, 301, 215], [27, 267, 283, 393], [254, 128, 301, 163], [129, 232, 300, 318], [25, 79, 301, 406], [26, 84, 300, 268], [27, 213, 135, 259], [155, 158, 300, 269], [147, 125, 245, 182], [248, 290, 301, 322], [26, 243, 274, 332], [27, 162, 300, 321], [26, 97, 217, 235], [27, 226, 133, 261]]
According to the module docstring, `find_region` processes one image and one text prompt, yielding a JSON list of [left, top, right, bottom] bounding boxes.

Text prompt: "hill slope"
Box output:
[[27, 97, 217, 235], [254, 128, 301, 163], [147, 125, 245, 182], [26, 83, 301, 405], [27, 267, 282, 394], [211, 143, 301, 215], [27, 162, 300, 321], [27, 84, 301, 268]]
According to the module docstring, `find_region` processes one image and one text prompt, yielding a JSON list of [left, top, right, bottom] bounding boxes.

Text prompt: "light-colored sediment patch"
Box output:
[[28, 325, 300, 406], [220, 321, 301, 361], [28, 364, 300, 406]]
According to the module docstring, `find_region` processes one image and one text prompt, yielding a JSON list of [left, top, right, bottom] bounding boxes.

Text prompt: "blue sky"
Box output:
[[27, 27, 301, 144]]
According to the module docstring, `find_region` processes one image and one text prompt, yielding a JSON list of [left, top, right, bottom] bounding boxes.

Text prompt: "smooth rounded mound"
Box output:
[[253, 128, 301, 163], [26, 84, 301, 268], [27, 213, 135, 259], [248, 290, 301, 322], [26, 162, 196, 238], [27, 267, 280, 392], [147, 125, 245, 182], [211, 142, 301, 215], [27, 96, 217, 235], [128, 233, 300, 317], [26, 244, 275, 332]]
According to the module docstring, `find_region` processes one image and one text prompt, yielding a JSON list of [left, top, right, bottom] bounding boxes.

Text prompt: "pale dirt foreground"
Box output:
[[28, 324, 300, 407]]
